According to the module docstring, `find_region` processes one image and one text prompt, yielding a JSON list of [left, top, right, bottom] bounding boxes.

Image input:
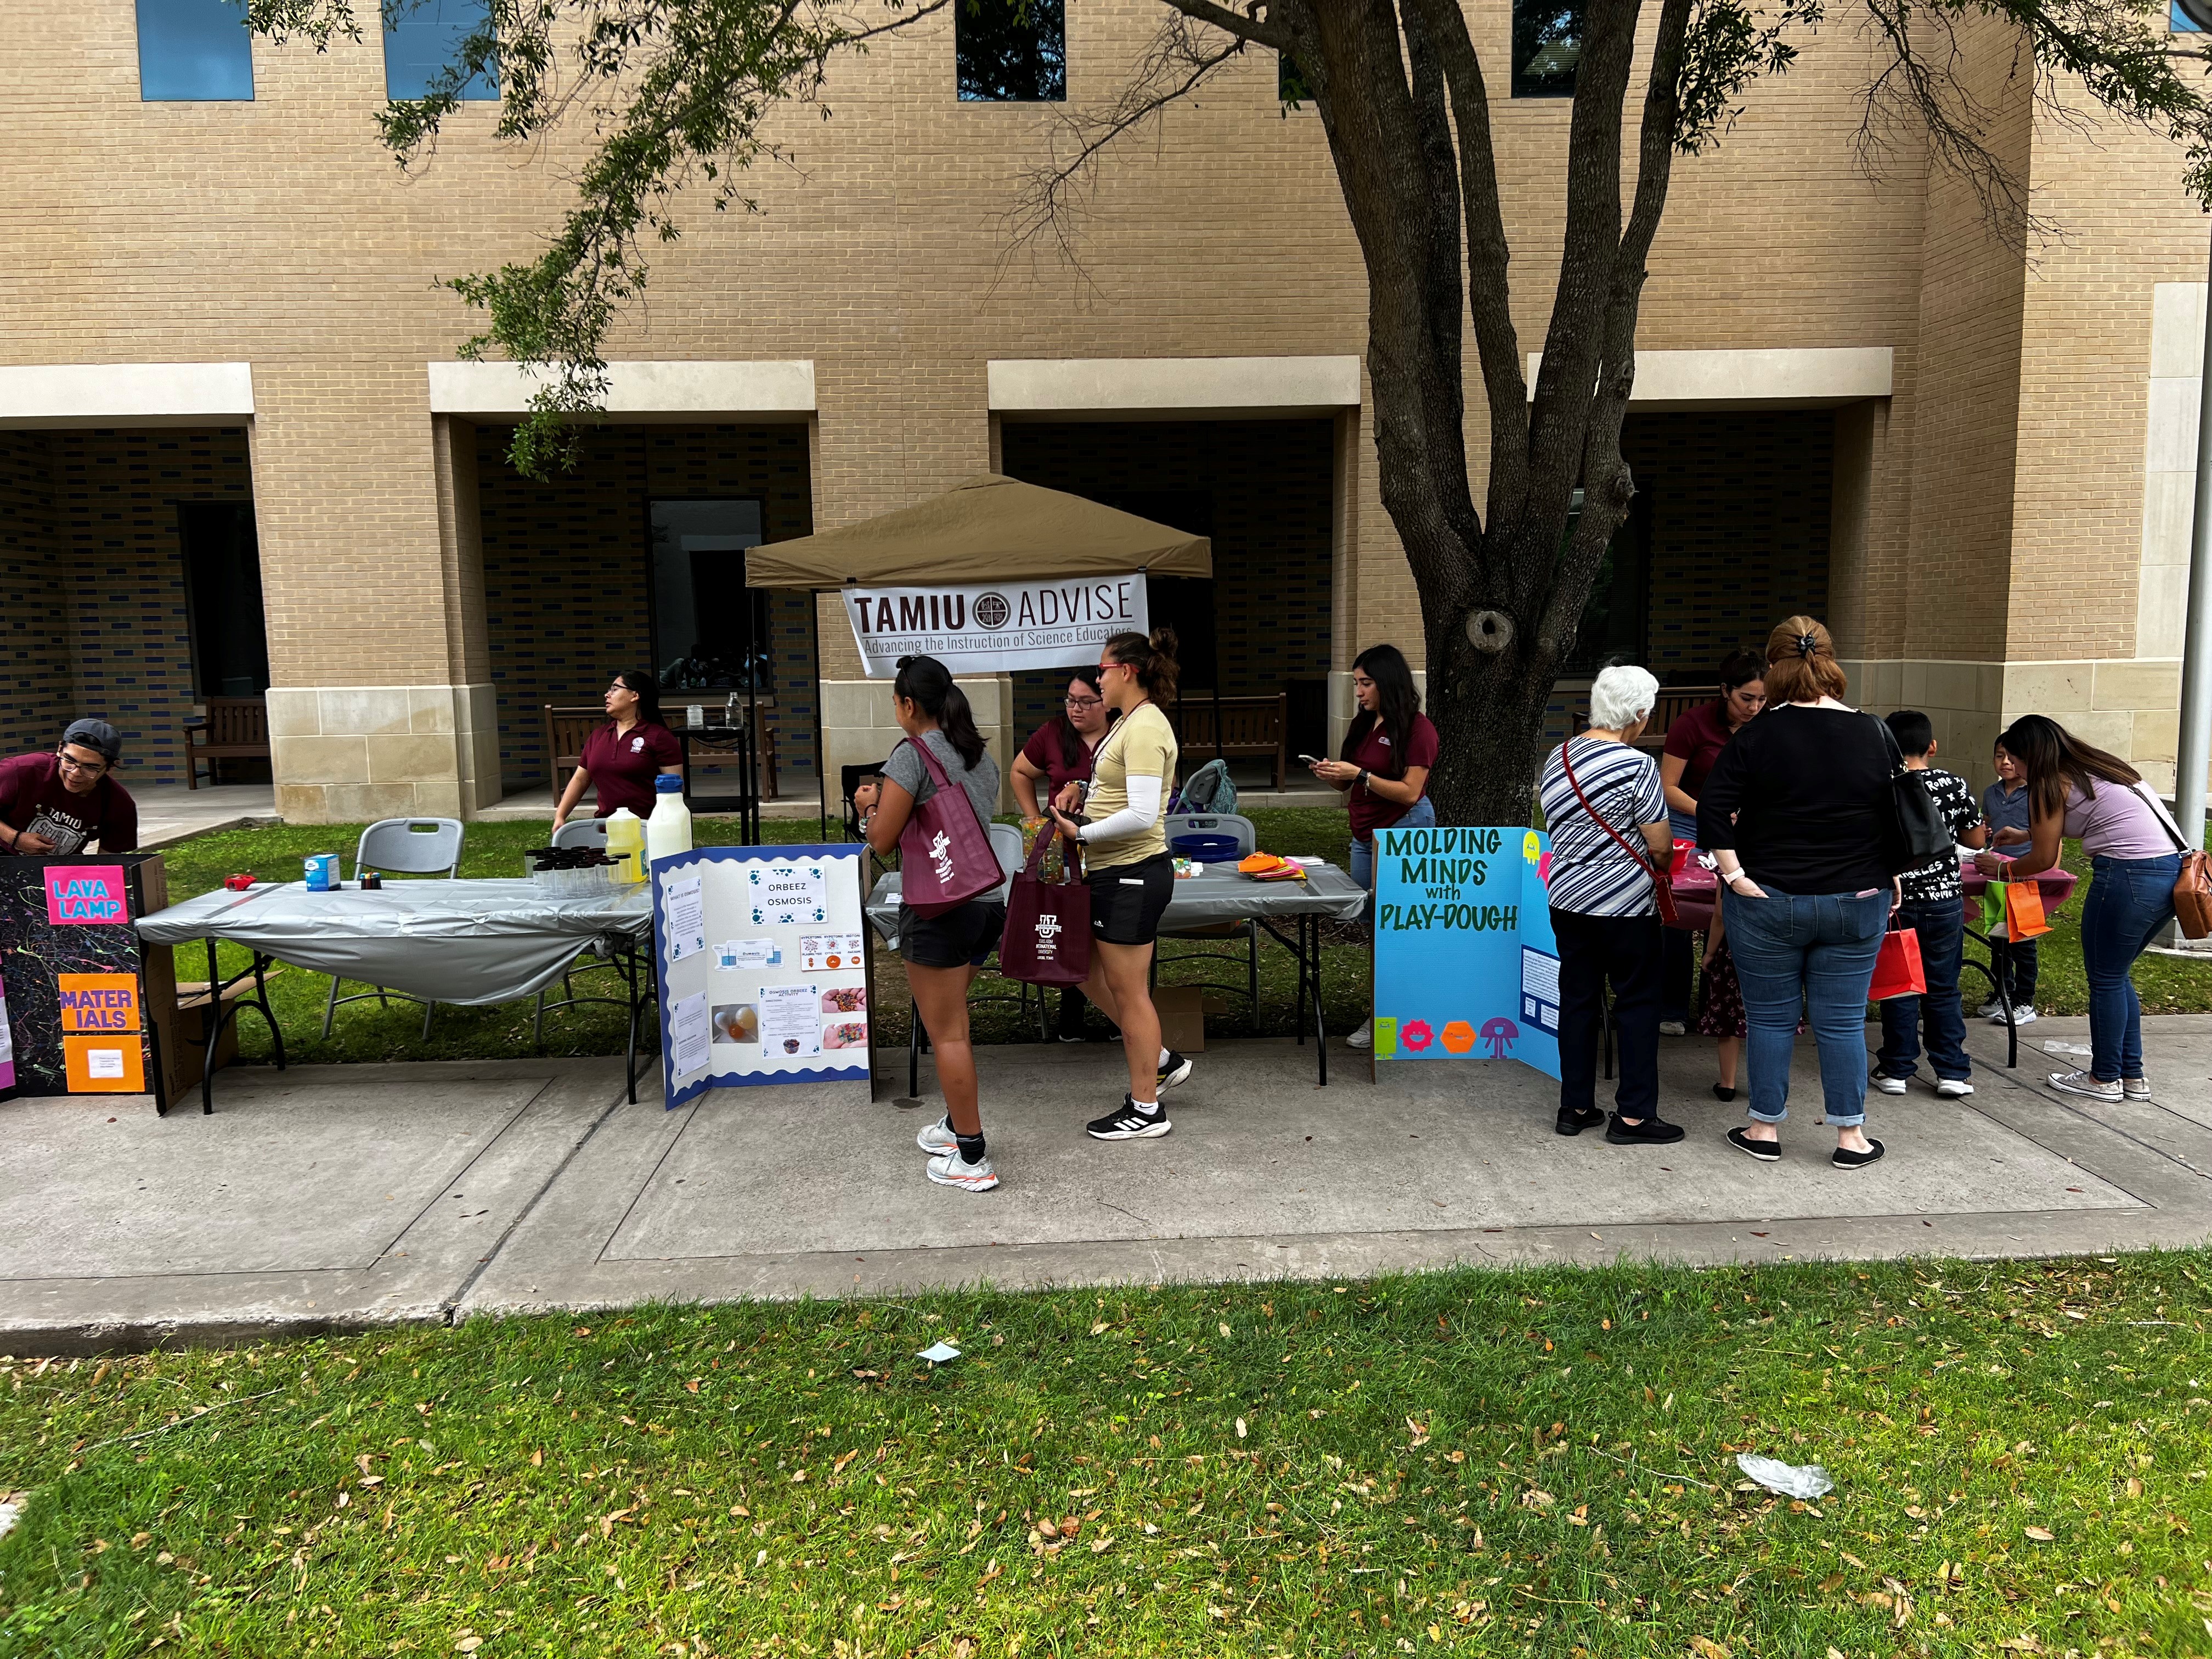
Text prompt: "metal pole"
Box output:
[[2175, 224, 2212, 856]]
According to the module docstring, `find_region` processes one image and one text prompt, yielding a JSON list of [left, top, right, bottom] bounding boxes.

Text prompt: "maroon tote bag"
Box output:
[[896, 736, 1002, 918], [999, 826, 1092, 986]]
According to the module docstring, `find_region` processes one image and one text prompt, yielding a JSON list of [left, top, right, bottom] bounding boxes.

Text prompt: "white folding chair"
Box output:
[[321, 817, 465, 1040], [1157, 812, 1262, 1011]]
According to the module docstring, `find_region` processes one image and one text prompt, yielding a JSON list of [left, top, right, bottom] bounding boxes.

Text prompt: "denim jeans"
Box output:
[[1724, 885, 1890, 1127], [2078, 853, 2180, 1082], [1350, 794, 1437, 894], [1552, 908, 1663, 1119], [1877, 896, 1969, 1082]]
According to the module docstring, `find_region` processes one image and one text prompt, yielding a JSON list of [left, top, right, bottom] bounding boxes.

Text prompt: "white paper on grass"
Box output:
[[0, 1494, 21, 1542], [1735, 1452, 1834, 1499], [665, 876, 707, 962], [669, 991, 712, 1079], [916, 1341, 961, 1364]]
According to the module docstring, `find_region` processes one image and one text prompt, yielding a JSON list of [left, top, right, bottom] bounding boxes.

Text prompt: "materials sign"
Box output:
[[842, 573, 1148, 678]]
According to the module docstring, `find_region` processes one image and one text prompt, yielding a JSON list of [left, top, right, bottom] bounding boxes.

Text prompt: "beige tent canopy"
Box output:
[[743, 473, 1212, 588]]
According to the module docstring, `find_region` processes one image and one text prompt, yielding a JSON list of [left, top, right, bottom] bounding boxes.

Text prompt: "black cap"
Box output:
[[61, 719, 122, 765]]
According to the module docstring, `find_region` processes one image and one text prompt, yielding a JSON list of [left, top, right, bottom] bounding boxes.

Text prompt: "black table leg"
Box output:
[[1310, 914, 1329, 1086]]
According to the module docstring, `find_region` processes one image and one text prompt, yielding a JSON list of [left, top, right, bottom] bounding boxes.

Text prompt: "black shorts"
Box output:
[[1087, 851, 1176, 946], [898, 899, 1006, 969]]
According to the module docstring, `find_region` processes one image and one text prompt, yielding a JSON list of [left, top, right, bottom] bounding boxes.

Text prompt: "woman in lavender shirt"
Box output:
[[1974, 715, 2187, 1102]]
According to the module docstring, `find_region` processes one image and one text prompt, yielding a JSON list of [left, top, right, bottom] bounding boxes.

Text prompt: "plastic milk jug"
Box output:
[[603, 807, 646, 885], [645, 774, 693, 870]]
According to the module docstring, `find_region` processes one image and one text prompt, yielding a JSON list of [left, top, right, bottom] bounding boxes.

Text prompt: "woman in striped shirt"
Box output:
[[1537, 665, 1683, 1145]]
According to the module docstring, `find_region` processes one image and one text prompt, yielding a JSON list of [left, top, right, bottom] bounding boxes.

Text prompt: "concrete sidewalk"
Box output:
[[3, 1014, 2208, 1352]]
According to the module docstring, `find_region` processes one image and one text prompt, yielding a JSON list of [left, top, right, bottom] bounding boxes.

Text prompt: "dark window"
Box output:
[[179, 503, 270, 697], [385, 0, 498, 101], [1279, 50, 1312, 105], [957, 0, 1065, 102], [1512, 0, 1582, 98], [137, 0, 253, 101], [650, 500, 774, 692], [1559, 490, 1650, 677]]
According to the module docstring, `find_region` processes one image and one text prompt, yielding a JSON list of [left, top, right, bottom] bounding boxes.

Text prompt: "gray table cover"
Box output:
[[866, 860, 1367, 944], [136, 879, 653, 1006]]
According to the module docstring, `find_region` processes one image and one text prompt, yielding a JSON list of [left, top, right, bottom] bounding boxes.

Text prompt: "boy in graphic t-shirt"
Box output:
[[1871, 710, 1985, 1098], [0, 720, 138, 856]]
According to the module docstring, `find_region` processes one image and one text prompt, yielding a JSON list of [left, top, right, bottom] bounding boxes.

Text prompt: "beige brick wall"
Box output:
[[5, 2, 2200, 814]]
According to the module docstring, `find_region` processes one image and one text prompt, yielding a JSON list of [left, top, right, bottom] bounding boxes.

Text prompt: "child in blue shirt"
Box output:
[[1978, 737, 2038, 1024]]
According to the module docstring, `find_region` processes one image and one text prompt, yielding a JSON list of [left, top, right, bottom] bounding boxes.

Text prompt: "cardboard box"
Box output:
[[1154, 986, 1207, 1053]]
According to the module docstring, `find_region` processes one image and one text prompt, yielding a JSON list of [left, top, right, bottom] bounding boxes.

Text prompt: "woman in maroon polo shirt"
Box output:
[[1011, 667, 1112, 1040], [552, 671, 684, 827]]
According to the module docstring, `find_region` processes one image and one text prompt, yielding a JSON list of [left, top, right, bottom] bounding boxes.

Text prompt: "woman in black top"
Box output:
[[1697, 617, 1903, 1171]]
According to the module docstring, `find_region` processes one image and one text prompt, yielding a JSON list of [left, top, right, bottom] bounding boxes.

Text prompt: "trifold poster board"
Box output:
[[1370, 826, 1564, 1083], [650, 844, 873, 1109], [0, 853, 168, 1107]]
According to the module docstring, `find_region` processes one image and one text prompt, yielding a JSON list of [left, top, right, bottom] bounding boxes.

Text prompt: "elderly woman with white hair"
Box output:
[[1536, 665, 1684, 1144]]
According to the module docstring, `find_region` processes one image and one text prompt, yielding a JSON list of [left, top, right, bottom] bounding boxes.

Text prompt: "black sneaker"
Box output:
[[1158, 1049, 1194, 1091], [1606, 1113, 1686, 1146], [1831, 1138, 1886, 1171], [1727, 1126, 1781, 1163], [1555, 1104, 1606, 1137], [1087, 1096, 1172, 1141]]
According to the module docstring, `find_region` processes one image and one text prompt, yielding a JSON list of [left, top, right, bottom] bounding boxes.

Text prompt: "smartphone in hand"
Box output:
[[1298, 753, 1323, 766]]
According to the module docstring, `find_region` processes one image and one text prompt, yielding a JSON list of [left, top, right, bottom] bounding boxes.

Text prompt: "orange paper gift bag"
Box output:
[[1869, 928, 1927, 1000], [2004, 878, 2052, 941]]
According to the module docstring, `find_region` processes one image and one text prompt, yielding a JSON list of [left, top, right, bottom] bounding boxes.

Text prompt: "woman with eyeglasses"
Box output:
[[0, 718, 137, 855], [551, 671, 683, 830], [1012, 668, 1113, 1041]]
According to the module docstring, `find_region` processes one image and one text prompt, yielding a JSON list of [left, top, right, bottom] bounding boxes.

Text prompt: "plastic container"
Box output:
[[603, 808, 646, 885], [646, 774, 693, 870], [1170, 833, 1240, 864]]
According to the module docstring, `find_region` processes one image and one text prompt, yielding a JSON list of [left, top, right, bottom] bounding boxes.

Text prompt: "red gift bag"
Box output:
[[998, 827, 1092, 986], [895, 737, 1002, 918], [1869, 927, 1927, 1000]]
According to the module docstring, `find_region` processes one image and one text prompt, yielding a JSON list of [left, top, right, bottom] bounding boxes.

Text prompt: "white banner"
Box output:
[[842, 574, 1148, 678]]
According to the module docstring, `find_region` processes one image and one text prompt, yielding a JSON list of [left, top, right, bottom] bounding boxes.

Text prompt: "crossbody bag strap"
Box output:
[[2131, 781, 2194, 854], [903, 733, 994, 844], [1558, 738, 1663, 886]]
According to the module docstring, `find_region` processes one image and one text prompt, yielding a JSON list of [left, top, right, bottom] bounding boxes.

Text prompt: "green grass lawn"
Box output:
[[5, 1254, 2212, 1656], [145, 812, 2212, 1067]]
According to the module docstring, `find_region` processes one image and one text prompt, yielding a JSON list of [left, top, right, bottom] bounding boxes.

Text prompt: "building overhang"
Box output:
[[989, 356, 1363, 421], [426, 359, 816, 421], [1523, 346, 1894, 410], [0, 362, 255, 428]]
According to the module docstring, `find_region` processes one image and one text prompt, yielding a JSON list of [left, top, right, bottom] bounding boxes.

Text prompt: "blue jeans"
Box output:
[[1725, 885, 1890, 1127], [1350, 794, 1437, 894], [1877, 896, 1969, 1082], [2079, 853, 2179, 1082]]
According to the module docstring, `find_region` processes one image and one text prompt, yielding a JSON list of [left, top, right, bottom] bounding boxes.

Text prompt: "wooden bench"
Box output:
[[183, 696, 270, 789], [1173, 693, 1289, 790], [544, 705, 780, 801], [1571, 685, 1715, 752]]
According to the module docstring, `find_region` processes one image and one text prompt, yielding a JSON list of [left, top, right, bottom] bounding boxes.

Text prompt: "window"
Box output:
[[2176, 0, 2209, 30], [385, 0, 498, 101], [957, 0, 1065, 102], [1512, 0, 1582, 98], [650, 500, 772, 692], [179, 503, 270, 697], [137, 0, 253, 101], [1559, 489, 1650, 676]]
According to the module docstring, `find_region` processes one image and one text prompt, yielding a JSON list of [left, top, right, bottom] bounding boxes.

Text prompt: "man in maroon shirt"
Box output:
[[0, 720, 139, 855]]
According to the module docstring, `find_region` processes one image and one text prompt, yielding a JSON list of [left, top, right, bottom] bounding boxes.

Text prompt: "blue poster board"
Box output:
[[1370, 826, 1562, 1083], [651, 844, 872, 1109]]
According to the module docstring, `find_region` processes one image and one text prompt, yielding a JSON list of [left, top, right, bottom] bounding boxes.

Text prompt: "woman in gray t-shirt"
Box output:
[[850, 655, 1005, 1192]]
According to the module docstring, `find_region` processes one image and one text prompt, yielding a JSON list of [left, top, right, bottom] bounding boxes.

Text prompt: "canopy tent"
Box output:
[[743, 473, 1212, 588]]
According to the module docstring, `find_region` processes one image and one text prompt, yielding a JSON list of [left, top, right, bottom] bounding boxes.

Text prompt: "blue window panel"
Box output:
[[137, 0, 254, 101], [385, 0, 498, 100]]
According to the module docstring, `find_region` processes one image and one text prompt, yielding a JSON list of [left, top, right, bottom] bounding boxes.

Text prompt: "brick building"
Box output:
[[2, 0, 2205, 820]]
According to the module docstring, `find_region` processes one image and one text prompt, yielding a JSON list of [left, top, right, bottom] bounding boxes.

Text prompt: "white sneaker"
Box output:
[[1870, 1068, 1910, 1096], [1935, 1077, 1974, 1098], [926, 1149, 1001, 1191], [1987, 1004, 2038, 1025], [1659, 1020, 1688, 1037], [1346, 1020, 1373, 1050], [1976, 1000, 2002, 1020], [2049, 1069, 2123, 1103], [2124, 1075, 2153, 1101], [916, 1115, 959, 1155]]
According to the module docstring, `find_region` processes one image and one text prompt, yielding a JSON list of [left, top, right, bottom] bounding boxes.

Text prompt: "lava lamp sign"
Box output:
[[1371, 827, 1562, 1082], [46, 866, 127, 926]]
